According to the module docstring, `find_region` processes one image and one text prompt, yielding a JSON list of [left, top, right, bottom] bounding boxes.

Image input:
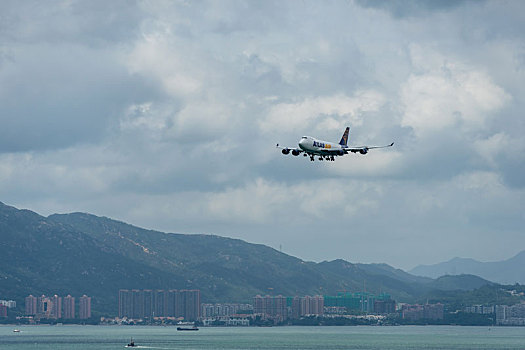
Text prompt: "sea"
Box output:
[[1, 325, 525, 350]]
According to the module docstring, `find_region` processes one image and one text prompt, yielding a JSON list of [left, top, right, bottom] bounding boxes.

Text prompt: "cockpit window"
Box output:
[[301, 136, 307, 139]]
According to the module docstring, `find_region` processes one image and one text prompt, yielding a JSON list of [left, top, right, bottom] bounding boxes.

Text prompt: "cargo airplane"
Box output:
[[276, 127, 393, 161]]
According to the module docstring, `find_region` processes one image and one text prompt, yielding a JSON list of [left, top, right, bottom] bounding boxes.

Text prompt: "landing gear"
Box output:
[[330, 156, 335, 161], [319, 157, 323, 161], [310, 155, 315, 161]]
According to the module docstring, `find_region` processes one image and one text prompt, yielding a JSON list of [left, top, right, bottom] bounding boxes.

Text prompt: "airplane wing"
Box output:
[[345, 142, 394, 154]]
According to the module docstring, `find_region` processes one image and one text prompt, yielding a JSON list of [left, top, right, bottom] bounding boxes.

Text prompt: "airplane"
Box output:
[[276, 127, 394, 161]]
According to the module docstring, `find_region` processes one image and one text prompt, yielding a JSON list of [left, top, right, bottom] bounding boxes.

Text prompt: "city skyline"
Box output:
[[24, 294, 92, 320], [118, 289, 201, 321]]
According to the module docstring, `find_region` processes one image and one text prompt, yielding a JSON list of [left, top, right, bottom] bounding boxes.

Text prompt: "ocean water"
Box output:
[[1, 325, 524, 350]]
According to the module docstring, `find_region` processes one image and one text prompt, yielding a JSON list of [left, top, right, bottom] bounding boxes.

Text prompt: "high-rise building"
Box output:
[[253, 295, 288, 320], [401, 303, 444, 321], [374, 299, 396, 314], [180, 290, 201, 321], [291, 297, 301, 319], [496, 304, 525, 325], [63, 295, 75, 319], [0, 304, 7, 317], [302, 295, 324, 315], [51, 295, 62, 319], [253, 295, 265, 314], [423, 303, 444, 320], [132, 290, 144, 319], [79, 295, 91, 319], [288, 295, 324, 318], [25, 295, 38, 315], [167, 289, 178, 317], [143, 290, 154, 318], [118, 289, 201, 320], [38, 295, 55, 319], [119, 290, 133, 318], [154, 290, 167, 317]]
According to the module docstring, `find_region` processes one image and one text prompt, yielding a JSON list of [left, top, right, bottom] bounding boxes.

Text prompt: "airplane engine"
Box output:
[[360, 148, 369, 155], [337, 150, 345, 156], [292, 150, 300, 156], [282, 149, 290, 155]]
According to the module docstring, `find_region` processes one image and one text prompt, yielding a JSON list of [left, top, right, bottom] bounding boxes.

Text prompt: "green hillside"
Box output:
[[0, 201, 496, 316]]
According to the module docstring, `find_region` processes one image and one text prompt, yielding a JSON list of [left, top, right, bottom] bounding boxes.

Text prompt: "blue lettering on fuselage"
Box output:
[[313, 141, 325, 148]]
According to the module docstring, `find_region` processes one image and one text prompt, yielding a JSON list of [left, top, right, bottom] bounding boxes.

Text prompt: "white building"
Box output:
[[0, 300, 16, 308], [496, 304, 525, 325]]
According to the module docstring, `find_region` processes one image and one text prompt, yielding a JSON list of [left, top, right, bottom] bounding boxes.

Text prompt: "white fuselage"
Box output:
[[298, 136, 345, 155]]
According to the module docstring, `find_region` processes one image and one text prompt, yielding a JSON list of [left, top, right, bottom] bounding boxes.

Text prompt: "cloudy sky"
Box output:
[[1, 0, 524, 270]]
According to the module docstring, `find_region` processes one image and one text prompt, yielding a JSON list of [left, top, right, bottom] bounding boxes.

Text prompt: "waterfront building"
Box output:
[[169, 290, 179, 317], [302, 295, 324, 315], [79, 295, 91, 319], [496, 304, 525, 325], [63, 295, 75, 319], [180, 289, 201, 321], [25, 295, 38, 315], [289, 295, 324, 318], [0, 300, 16, 308], [0, 304, 7, 317], [143, 290, 154, 319], [37, 295, 61, 319], [51, 295, 62, 319], [154, 290, 167, 317], [201, 303, 253, 317], [495, 304, 507, 323], [374, 299, 396, 314], [24, 294, 88, 319], [119, 290, 133, 318], [401, 304, 424, 320], [323, 306, 347, 315], [201, 316, 250, 326], [253, 295, 288, 321], [132, 289, 144, 319], [464, 305, 494, 314], [423, 303, 444, 320], [118, 289, 201, 320], [401, 303, 444, 321], [324, 292, 395, 314]]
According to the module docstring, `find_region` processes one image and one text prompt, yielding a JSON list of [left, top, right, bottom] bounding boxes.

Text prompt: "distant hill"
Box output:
[[410, 252, 525, 284], [0, 201, 495, 316]]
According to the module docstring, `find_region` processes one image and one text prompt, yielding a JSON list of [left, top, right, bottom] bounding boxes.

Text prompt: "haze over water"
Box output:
[[2, 325, 525, 350]]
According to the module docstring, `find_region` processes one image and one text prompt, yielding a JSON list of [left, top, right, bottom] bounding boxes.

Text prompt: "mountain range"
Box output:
[[410, 252, 525, 285], [0, 201, 500, 316]]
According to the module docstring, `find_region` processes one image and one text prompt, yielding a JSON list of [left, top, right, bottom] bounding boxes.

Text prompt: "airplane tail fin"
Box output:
[[339, 127, 350, 146]]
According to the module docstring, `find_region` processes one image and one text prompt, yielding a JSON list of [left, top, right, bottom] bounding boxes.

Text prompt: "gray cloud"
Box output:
[[0, 46, 162, 152], [0, 0, 524, 270], [355, 0, 478, 18], [0, 0, 144, 46]]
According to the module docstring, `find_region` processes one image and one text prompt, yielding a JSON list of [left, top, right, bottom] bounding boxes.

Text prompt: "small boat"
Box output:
[[125, 337, 137, 347], [176, 326, 199, 331], [13, 329, 21, 333]]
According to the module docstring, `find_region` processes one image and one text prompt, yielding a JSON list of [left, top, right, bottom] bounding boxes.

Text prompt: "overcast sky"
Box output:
[[1, 0, 524, 270]]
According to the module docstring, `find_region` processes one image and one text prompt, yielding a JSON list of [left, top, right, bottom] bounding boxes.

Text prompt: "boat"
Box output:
[[176, 325, 199, 331], [13, 329, 21, 333], [177, 322, 199, 331], [125, 337, 137, 347]]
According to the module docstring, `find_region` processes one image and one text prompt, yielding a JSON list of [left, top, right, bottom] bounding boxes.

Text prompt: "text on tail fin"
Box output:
[[339, 127, 350, 146]]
